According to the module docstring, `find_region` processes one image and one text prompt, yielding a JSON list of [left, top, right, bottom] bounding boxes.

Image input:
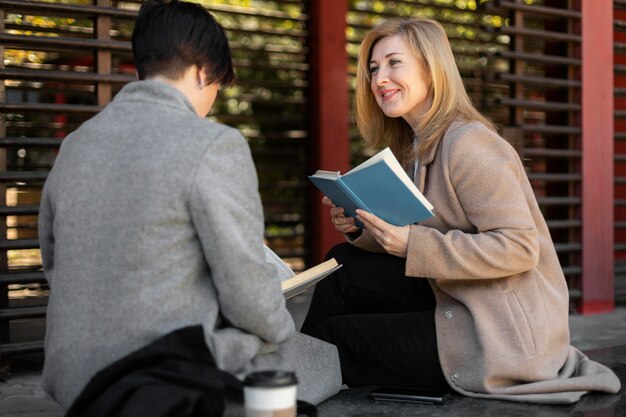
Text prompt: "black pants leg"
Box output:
[[301, 243, 448, 390]]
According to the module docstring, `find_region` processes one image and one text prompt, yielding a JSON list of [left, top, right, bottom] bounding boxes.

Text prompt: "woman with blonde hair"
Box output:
[[301, 16, 620, 404]]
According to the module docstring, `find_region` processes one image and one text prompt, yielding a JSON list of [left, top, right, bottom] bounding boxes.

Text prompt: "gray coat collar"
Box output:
[[114, 80, 197, 115]]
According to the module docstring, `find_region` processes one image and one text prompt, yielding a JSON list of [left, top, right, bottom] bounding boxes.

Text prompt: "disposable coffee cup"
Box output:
[[243, 370, 298, 417]]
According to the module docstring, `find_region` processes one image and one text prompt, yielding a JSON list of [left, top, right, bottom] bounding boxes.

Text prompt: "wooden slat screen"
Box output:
[[482, 0, 583, 308], [0, 0, 310, 361]]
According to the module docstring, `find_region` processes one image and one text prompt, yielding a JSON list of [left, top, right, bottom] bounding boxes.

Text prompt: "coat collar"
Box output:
[[113, 80, 197, 115], [414, 120, 465, 192]]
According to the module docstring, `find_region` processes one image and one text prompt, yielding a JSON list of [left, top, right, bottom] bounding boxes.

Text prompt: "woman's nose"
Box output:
[[375, 70, 388, 85]]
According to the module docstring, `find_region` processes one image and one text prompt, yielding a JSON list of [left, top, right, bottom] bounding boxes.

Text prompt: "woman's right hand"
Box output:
[[322, 196, 360, 234]]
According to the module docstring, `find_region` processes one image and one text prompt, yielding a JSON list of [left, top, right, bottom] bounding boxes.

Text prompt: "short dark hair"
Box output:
[[132, 0, 235, 86]]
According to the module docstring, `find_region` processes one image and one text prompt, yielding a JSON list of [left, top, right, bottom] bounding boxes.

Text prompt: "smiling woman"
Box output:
[[301, 16, 621, 405], [368, 35, 431, 127]]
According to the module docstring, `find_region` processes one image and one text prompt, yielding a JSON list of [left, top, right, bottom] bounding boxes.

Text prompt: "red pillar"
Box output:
[[307, 0, 350, 264], [581, 0, 614, 314]]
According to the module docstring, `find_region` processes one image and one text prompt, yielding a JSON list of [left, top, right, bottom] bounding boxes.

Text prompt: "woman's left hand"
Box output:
[[356, 209, 410, 257]]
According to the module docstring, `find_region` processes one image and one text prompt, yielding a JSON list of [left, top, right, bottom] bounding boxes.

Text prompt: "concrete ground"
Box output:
[[1, 295, 625, 417]]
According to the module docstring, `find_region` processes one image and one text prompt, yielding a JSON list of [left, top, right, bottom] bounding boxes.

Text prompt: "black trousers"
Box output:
[[301, 243, 449, 390]]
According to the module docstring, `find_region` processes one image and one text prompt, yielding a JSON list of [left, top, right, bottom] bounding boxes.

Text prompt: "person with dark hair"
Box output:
[[38, 0, 340, 410], [301, 16, 620, 404]]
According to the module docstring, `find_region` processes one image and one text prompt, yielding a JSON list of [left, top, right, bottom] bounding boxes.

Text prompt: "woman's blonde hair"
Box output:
[[355, 17, 495, 166]]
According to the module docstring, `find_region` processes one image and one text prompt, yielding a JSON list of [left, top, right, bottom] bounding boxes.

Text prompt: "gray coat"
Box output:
[[39, 80, 341, 408]]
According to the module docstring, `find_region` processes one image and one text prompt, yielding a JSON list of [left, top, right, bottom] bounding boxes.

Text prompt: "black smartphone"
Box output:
[[369, 386, 451, 405]]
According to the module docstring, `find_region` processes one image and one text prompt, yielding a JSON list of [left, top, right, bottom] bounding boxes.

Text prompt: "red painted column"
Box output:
[[581, 1, 614, 314], [307, 0, 350, 264]]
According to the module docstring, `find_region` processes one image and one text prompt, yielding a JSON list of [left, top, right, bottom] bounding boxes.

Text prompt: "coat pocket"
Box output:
[[504, 291, 537, 356]]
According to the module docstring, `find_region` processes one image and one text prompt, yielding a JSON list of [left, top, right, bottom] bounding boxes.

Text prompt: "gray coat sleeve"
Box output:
[[38, 183, 55, 282], [189, 128, 295, 344]]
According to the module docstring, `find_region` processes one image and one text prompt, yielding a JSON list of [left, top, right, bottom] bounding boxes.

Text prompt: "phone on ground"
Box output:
[[369, 386, 451, 405]]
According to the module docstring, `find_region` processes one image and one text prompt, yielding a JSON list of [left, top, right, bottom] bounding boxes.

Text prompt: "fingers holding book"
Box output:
[[324, 197, 360, 234], [356, 209, 409, 258]]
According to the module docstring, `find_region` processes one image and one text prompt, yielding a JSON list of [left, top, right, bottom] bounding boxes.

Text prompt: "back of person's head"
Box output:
[[355, 17, 493, 163], [132, 0, 234, 86]]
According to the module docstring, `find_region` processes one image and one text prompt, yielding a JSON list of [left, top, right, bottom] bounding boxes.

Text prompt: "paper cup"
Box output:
[[243, 370, 297, 417]]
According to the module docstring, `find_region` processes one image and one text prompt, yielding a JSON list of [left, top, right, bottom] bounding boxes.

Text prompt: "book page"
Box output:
[[380, 150, 433, 210], [264, 245, 295, 281], [281, 258, 341, 299], [347, 147, 389, 173], [348, 148, 433, 210]]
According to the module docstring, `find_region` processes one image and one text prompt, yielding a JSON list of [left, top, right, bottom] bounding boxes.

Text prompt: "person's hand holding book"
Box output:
[[355, 209, 410, 258], [323, 196, 360, 234]]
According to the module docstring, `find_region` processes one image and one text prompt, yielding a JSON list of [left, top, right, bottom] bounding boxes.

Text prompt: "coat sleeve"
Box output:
[[405, 126, 540, 280], [189, 127, 295, 344], [38, 182, 55, 282]]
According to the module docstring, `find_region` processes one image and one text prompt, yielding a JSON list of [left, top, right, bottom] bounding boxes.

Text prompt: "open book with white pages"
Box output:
[[264, 245, 342, 299]]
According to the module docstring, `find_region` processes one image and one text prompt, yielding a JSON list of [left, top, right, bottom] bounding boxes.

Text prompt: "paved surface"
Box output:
[[318, 345, 626, 417], [1, 299, 625, 417]]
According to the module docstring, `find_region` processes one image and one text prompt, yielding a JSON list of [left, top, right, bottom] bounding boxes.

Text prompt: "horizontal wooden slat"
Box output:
[[0, 0, 136, 18], [0, 171, 48, 182], [0, 68, 134, 83], [0, 270, 45, 285], [527, 172, 581, 181], [561, 266, 582, 275], [0, 238, 40, 250], [554, 243, 582, 252], [0, 137, 63, 147], [568, 288, 582, 300], [614, 41, 626, 54], [546, 219, 582, 229], [0, 102, 101, 113], [495, 26, 581, 43], [615, 63, 626, 74], [492, 97, 581, 112], [0, 205, 40, 216], [0, 340, 44, 356], [484, 51, 580, 66], [523, 148, 581, 158], [0, 0, 309, 22], [0, 306, 46, 320], [484, 0, 581, 18], [614, 243, 626, 251], [0, 33, 131, 51], [536, 196, 581, 205], [519, 124, 581, 135], [492, 73, 581, 88]]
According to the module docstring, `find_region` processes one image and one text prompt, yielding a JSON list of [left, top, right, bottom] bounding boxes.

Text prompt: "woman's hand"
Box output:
[[323, 197, 360, 234], [356, 209, 410, 257]]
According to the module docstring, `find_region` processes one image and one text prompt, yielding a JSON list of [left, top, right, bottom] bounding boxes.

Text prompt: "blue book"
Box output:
[[308, 147, 434, 227]]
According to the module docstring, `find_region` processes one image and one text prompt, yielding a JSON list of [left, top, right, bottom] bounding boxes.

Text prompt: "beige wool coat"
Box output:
[[351, 121, 621, 404]]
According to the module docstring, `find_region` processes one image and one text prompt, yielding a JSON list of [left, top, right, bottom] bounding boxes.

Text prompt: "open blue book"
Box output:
[[308, 147, 434, 227]]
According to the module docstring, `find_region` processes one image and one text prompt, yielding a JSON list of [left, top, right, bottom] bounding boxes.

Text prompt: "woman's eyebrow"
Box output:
[[369, 52, 403, 64]]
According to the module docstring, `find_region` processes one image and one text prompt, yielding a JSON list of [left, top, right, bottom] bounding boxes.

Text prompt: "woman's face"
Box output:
[[369, 34, 432, 129]]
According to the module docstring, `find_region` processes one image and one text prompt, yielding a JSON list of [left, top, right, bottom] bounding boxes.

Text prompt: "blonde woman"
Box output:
[[302, 17, 620, 404]]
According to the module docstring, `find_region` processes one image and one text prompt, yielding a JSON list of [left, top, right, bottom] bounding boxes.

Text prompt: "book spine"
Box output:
[[336, 177, 372, 222]]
